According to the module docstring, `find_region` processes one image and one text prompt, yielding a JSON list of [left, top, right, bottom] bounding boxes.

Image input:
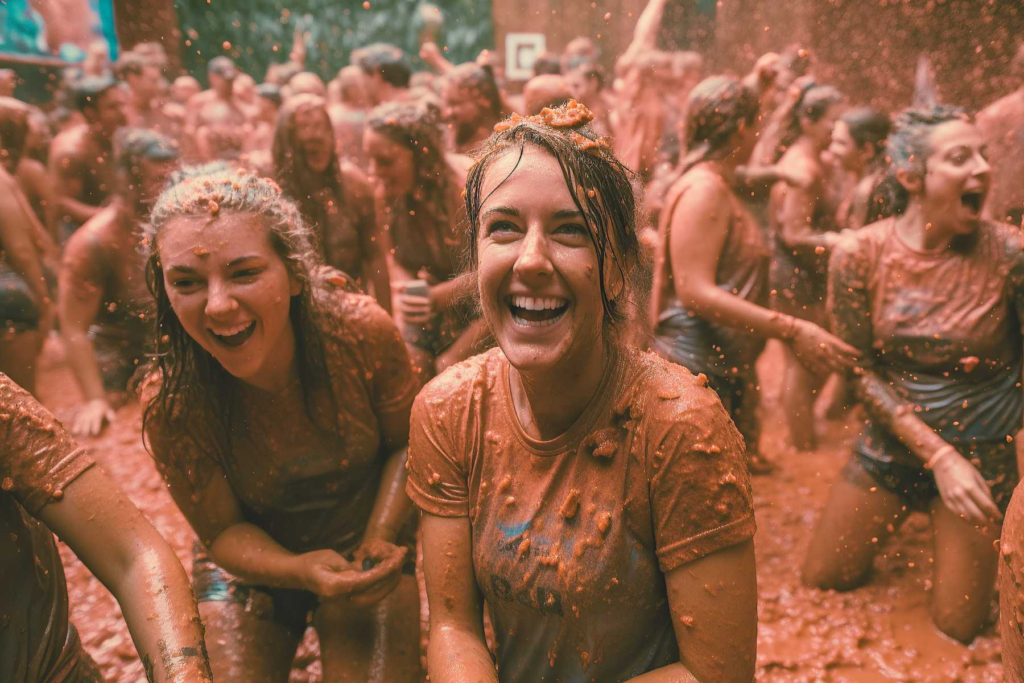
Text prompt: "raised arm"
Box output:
[[421, 513, 498, 682], [622, 0, 670, 63], [35, 465, 213, 683]]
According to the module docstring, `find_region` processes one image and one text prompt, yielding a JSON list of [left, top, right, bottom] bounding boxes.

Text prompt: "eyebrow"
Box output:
[[226, 255, 262, 268], [166, 255, 262, 274], [480, 206, 584, 220]]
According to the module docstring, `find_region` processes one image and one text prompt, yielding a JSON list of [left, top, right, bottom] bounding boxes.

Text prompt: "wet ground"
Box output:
[[36, 338, 1004, 682]]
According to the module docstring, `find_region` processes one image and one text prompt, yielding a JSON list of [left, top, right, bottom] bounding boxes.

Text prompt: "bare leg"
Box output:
[[928, 499, 1000, 643], [802, 478, 908, 590], [0, 328, 43, 394], [316, 574, 423, 682], [199, 600, 301, 683], [780, 344, 819, 451]]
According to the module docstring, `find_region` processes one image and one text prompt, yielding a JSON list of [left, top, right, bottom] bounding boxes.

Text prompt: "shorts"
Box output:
[[0, 265, 40, 330], [192, 541, 318, 639], [842, 444, 1019, 514]]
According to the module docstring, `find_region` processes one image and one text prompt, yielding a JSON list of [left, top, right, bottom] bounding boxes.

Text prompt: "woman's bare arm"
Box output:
[[626, 540, 757, 682], [36, 465, 213, 683], [421, 513, 498, 683]]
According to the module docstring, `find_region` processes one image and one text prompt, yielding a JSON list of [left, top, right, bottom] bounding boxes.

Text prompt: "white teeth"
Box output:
[[510, 310, 566, 327], [511, 295, 568, 311], [210, 322, 253, 337]]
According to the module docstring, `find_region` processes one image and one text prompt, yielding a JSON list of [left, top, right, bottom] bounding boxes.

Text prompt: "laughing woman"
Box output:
[[140, 169, 422, 682], [407, 102, 758, 682], [803, 106, 1022, 643]]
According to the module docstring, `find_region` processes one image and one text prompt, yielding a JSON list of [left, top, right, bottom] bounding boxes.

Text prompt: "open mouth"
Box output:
[[507, 295, 569, 328], [209, 321, 256, 348], [961, 190, 984, 216]]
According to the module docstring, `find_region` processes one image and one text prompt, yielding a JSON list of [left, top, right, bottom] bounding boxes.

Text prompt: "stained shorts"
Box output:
[[842, 441, 1019, 514], [191, 541, 417, 639], [0, 265, 40, 330], [191, 541, 317, 639]]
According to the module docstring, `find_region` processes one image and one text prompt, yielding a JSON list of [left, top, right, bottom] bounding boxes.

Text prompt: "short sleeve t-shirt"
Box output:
[[828, 219, 1024, 465], [407, 346, 756, 682], [148, 274, 419, 554], [0, 375, 94, 683]]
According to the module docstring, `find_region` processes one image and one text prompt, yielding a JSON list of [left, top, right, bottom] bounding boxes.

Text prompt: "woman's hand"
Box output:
[[298, 542, 407, 605], [930, 446, 1002, 524], [785, 318, 860, 374], [72, 397, 115, 437], [392, 282, 434, 325]]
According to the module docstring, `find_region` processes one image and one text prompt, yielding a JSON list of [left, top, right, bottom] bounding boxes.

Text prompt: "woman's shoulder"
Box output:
[[311, 267, 395, 334], [416, 347, 504, 410], [629, 350, 728, 426]]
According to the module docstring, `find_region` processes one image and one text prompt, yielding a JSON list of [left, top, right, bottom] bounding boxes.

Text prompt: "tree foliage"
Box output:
[[175, 0, 493, 83]]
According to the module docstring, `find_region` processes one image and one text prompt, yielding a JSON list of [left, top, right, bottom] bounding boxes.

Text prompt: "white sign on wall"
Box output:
[[505, 32, 546, 81]]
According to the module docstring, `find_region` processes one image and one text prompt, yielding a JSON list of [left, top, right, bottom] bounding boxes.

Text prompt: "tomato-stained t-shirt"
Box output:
[[147, 273, 419, 554], [0, 375, 95, 683], [407, 346, 756, 682]]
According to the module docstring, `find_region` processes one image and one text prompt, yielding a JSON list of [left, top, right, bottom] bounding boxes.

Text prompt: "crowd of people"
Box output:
[[3, 0, 1024, 680]]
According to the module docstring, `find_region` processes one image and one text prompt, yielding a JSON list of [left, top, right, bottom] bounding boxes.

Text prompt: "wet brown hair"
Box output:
[[444, 62, 503, 120], [272, 93, 343, 254], [876, 104, 971, 216], [366, 100, 451, 229], [464, 102, 647, 328], [679, 76, 760, 175], [140, 167, 340, 459]]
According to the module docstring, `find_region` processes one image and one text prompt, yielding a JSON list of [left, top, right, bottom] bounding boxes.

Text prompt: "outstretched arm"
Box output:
[[36, 465, 213, 683]]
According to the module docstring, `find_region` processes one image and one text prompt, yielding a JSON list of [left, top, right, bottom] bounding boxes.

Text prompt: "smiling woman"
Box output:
[[407, 102, 759, 683], [136, 168, 423, 683]]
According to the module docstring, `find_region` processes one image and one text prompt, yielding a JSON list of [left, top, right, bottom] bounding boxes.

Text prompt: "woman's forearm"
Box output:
[[427, 625, 499, 683], [680, 281, 798, 342], [116, 544, 213, 683], [854, 370, 949, 461], [209, 522, 308, 590], [61, 329, 108, 401], [363, 448, 414, 543]]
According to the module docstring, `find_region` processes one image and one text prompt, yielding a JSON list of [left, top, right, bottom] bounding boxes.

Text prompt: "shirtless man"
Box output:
[[977, 43, 1024, 225], [327, 65, 371, 165], [183, 56, 247, 160], [440, 63, 502, 153], [357, 43, 412, 105], [114, 52, 177, 138], [59, 129, 178, 436], [48, 75, 127, 242]]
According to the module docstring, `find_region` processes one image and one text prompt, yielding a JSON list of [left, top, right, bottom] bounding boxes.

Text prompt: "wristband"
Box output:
[[778, 314, 798, 341], [924, 445, 957, 471]]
